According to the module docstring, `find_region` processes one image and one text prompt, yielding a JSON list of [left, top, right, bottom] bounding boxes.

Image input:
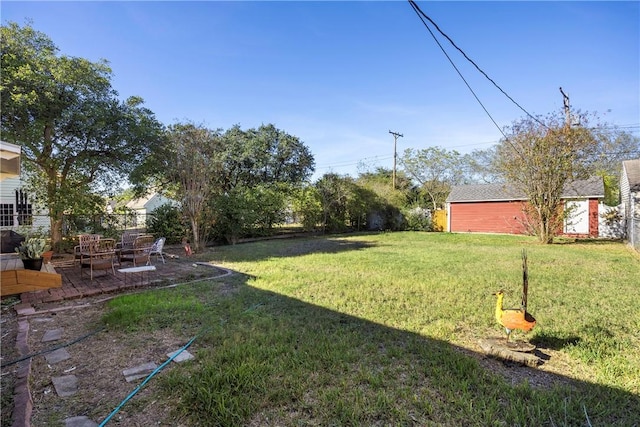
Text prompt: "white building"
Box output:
[[621, 159, 640, 250], [125, 193, 178, 228], [0, 141, 49, 232]]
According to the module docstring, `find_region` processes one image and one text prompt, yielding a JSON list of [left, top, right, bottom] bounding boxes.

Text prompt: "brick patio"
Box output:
[[18, 246, 226, 306]]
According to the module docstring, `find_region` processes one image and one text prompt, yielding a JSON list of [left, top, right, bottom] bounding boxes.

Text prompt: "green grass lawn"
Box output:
[[103, 232, 640, 426]]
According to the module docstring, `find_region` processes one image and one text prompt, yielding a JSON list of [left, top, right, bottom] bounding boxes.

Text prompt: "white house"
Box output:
[[125, 192, 178, 228], [621, 159, 640, 250], [0, 141, 49, 232]]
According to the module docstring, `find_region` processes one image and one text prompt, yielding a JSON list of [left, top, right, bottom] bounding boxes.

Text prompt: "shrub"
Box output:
[[147, 204, 187, 244], [404, 206, 432, 231]]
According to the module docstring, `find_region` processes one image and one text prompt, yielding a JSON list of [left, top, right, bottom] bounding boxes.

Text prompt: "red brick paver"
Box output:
[[9, 248, 228, 427], [20, 249, 224, 306]]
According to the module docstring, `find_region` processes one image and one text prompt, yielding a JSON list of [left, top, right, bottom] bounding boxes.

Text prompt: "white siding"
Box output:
[[0, 177, 49, 231], [621, 160, 640, 250], [0, 177, 21, 201], [129, 194, 177, 228], [631, 192, 640, 250], [621, 165, 631, 220]]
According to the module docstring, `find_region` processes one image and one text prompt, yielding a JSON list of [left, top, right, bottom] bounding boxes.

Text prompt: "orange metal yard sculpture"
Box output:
[[493, 250, 536, 342]]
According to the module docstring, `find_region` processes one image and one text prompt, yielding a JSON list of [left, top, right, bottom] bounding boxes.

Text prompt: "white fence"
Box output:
[[599, 202, 640, 251], [598, 204, 624, 239]]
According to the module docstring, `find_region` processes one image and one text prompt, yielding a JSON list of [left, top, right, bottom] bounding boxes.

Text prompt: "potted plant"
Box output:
[[15, 237, 51, 271]]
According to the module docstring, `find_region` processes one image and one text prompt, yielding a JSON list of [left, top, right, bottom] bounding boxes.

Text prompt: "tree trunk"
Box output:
[[50, 215, 64, 253], [190, 218, 200, 253]]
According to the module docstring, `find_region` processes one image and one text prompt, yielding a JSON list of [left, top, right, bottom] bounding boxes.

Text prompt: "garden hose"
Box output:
[[99, 301, 264, 426]]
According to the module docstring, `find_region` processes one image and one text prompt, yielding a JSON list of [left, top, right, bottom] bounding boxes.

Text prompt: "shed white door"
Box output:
[[564, 200, 589, 234]]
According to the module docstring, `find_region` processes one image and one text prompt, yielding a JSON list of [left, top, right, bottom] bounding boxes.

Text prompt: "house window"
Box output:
[[15, 189, 33, 226], [17, 204, 33, 226], [0, 204, 14, 227]]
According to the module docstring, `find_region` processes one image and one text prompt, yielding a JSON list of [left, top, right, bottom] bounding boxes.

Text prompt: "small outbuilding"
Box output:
[[445, 177, 604, 237]]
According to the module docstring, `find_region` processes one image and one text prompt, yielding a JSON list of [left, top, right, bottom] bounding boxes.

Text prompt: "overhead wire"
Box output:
[[315, 122, 638, 174], [319, 3, 637, 177], [316, 154, 393, 171], [318, 1, 528, 174], [407, 0, 546, 130], [407, 0, 510, 141], [316, 140, 501, 172]]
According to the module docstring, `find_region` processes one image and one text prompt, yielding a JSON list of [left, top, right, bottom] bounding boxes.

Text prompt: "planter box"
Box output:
[[1, 265, 62, 297]]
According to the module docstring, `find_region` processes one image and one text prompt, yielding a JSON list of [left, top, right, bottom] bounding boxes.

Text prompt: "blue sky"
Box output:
[[3, 1, 639, 180]]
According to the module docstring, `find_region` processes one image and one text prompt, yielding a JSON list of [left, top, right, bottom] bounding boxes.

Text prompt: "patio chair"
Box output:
[[80, 238, 116, 280], [117, 232, 143, 263], [117, 231, 140, 252], [74, 234, 101, 266], [148, 237, 166, 265], [119, 234, 154, 267]]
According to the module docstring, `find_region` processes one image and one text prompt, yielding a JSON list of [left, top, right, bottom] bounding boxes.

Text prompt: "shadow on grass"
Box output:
[[553, 237, 625, 245], [107, 270, 640, 427], [531, 331, 581, 350], [38, 239, 639, 426], [203, 235, 379, 263]]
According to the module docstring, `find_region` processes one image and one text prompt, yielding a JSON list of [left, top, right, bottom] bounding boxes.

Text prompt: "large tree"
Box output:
[[214, 123, 315, 192], [208, 124, 315, 242], [400, 147, 468, 211], [136, 123, 315, 246], [161, 123, 223, 251], [1, 21, 164, 249], [495, 110, 600, 243]]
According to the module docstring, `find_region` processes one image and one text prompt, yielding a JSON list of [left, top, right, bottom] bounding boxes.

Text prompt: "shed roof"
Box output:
[[447, 183, 526, 202], [447, 177, 604, 203], [622, 159, 640, 192]]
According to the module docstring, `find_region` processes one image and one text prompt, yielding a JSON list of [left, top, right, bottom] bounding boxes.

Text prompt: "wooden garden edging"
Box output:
[[1, 265, 62, 297]]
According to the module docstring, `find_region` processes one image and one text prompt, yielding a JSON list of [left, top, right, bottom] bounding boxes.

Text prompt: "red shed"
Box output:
[[445, 177, 604, 237]]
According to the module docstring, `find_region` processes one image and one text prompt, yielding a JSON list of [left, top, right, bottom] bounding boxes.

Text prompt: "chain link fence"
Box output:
[[1, 213, 159, 253], [629, 214, 640, 251]]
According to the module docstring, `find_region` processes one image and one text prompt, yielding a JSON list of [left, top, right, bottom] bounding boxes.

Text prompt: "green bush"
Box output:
[[146, 204, 187, 244], [404, 206, 432, 231]]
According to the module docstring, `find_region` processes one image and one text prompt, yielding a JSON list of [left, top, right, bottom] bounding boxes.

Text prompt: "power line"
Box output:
[[316, 139, 503, 171], [407, 1, 509, 140], [315, 127, 639, 173], [315, 155, 393, 171], [407, 0, 546, 129]]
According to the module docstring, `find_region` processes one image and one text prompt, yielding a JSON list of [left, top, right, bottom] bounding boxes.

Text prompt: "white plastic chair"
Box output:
[[148, 237, 166, 265]]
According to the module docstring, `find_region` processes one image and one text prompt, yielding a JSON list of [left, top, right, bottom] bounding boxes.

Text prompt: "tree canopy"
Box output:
[[1, 21, 165, 248], [215, 123, 315, 192], [136, 122, 316, 246], [400, 147, 468, 211], [495, 110, 600, 243]]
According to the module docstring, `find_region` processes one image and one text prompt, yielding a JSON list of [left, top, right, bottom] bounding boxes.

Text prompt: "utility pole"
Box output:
[[389, 130, 403, 189], [559, 87, 570, 127]]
